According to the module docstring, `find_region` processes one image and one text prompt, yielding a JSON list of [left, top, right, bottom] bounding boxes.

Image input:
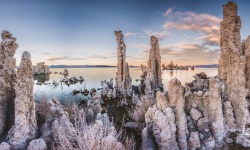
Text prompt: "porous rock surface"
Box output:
[[27, 138, 47, 150], [0, 142, 11, 150]]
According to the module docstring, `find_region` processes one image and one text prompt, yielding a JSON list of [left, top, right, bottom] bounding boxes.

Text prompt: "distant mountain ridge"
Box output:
[[193, 64, 218, 68], [49, 65, 140, 68]]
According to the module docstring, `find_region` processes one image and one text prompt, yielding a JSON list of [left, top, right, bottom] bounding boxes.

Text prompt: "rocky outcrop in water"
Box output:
[[114, 31, 132, 96], [0, 30, 18, 136], [8, 51, 37, 149], [33, 62, 50, 75], [162, 61, 188, 70], [218, 1, 249, 132]]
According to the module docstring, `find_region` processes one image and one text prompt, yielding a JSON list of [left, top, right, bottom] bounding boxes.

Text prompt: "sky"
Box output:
[[1, 0, 250, 66]]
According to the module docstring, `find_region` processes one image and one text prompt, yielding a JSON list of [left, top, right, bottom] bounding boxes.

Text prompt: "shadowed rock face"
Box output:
[[8, 51, 37, 149], [243, 36, 250, 94], [0, 30, 18, 136], [218, 1, 249, 132], [114, 31, 132, 96]]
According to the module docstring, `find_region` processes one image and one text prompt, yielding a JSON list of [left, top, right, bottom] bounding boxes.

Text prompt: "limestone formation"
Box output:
[[168, 78, 188, 149], [218, 1, 249, 132], [0, 30, 18, 135], [0, 142, 11, 150], [101, 78, 115, 99], [114, 31, 132, 96], [207, 77, 225, 146], [145, 107, 178, 150], [143, 73, 247, 149], [223, 101, 236, 131], [62, 67, 69, 75], [243, 36, 250, 94], [40, 98, 76, 144], [8, 51, 37, 149], [144, 36, 162, 94], [188, 132, 200, 149], [185, 72, 209, 93], [27, 139, 47, 150], [33, 62, 50, 75], [141, 128, 156, 150]]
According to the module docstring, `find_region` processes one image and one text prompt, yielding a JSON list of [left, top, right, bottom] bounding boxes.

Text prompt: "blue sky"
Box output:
[[1, 0, 250, 66]]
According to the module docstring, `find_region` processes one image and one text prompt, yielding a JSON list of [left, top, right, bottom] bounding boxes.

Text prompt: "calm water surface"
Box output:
[[33, 68, 218, 100]]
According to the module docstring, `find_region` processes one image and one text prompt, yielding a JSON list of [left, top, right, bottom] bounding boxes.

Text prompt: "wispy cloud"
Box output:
[[43, 52, 50, 55], [143, 29, 169, 40], [162, 10, 221, 46], [128, 43, 150, 51], [46, 56, 85, 61], [88, 55, 108, 59], [160, 43, 220, 65], [124, 32, 145, 38], [46, 56, 69, 61], [175, 43, 198, 50], [163, 6, 175, 16]]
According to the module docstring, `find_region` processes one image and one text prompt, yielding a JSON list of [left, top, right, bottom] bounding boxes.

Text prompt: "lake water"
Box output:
[[33, 67, 218, 101]]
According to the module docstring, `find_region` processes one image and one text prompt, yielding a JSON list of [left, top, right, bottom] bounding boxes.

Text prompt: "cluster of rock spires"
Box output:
[[33, 62, 51, 75], [162, 61, 188, 70], [138, 2, 250, 149]]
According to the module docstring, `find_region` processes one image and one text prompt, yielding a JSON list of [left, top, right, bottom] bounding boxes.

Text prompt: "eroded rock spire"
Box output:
[[143, 36, 163, 95], [218, 1, 249, 132], [147, 36, 162, 89], [114, 31, 132, 96], [8, 51, 37, 149]]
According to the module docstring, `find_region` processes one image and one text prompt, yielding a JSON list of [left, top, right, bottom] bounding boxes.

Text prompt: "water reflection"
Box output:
[[33, 68, 218, 100], [33, 74, 50, 83]]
